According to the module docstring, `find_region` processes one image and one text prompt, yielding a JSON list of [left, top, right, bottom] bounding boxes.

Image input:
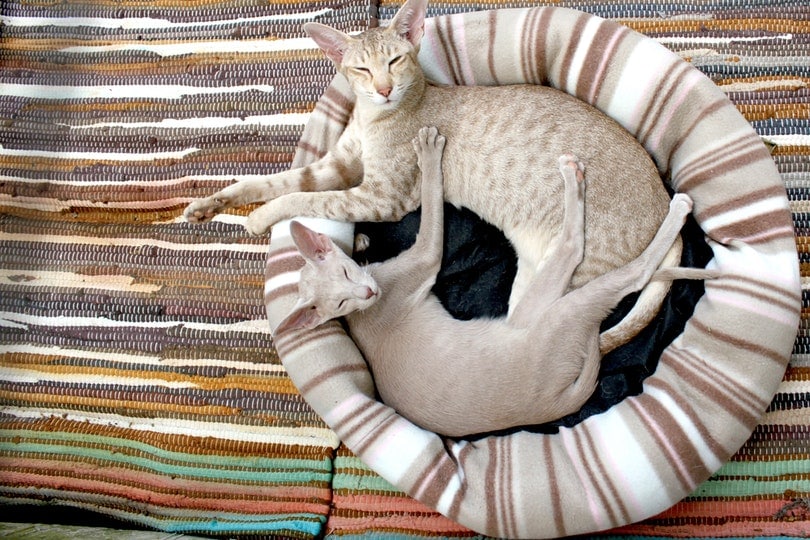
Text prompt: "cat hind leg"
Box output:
[[508, 154, 586, 327], [559, 193, 693, 324]]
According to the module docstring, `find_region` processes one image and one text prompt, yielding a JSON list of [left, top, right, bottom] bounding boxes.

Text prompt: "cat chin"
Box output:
[[367, 94, 400, 108]]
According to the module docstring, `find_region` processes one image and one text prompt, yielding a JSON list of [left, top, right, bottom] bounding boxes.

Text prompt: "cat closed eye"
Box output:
[[353, 66, 371, 74], [389, 56, 402, 66]]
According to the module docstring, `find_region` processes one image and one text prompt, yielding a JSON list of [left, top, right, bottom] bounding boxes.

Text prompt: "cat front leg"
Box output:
[[184, 149, 362, 225], [365, 127, 447, 308], [245, 178, 419, 235], [409, 127, 447, 264]]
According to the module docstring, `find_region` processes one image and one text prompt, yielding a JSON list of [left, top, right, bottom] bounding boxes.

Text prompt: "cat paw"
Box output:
[[245, 208, 274, 236], [558, 154, 585, 184], [184, 196, 230, 223], [354, 233, 371, 253], [412, 126, 446, 156], [670, 193, 693, 215]]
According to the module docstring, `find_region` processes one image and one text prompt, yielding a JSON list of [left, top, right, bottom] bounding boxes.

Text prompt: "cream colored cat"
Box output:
[[275, 127, 695, 436], [185, 0, 680, 352]]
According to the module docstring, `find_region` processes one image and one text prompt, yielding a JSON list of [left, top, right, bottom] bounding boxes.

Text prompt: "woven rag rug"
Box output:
[[1, 0, 808, 538]]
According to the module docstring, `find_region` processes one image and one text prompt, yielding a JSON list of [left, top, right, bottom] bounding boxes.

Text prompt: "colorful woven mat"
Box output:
[[1, 0, 808, 538], [0, 1, 367, 537]]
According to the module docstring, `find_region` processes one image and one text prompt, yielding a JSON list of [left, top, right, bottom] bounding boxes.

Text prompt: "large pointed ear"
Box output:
[[289, 220, 335, 263], [303, 22, 352, 64], [388, 0, 427, 47], [274, 302, 323, 335]]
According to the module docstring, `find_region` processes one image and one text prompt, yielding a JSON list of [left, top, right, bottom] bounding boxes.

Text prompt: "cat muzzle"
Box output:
[[355, 286, 377, 300]]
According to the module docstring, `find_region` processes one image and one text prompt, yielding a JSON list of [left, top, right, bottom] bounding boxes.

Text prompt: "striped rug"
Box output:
[[1, 0, 808, 538], [1, 1, 367, 537]]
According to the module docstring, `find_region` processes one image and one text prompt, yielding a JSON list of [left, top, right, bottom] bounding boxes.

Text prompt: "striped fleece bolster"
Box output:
[[265, 7, 802, 538]]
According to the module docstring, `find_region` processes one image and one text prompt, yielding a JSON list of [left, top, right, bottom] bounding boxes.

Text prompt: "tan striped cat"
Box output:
[[185, 0, 679, 352]]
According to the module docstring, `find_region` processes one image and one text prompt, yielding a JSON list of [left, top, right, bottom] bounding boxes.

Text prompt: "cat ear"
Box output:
[[274, 303, 323, 334], [389, 0, 427, 47], [289, 220, 335, 262], [303, 22, 352, 64]]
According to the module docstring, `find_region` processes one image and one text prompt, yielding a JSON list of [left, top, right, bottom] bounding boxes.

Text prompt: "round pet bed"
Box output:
[[265, 7, 800, 538]]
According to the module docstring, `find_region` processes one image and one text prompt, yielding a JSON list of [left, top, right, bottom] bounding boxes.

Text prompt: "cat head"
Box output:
[[303, 0, 427, 108], [274, 221, 380, 334]]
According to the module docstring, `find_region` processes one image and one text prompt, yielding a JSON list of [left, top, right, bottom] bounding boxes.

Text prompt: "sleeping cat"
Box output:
[[274, 127, 695, 437], [185, 0, 679, 352]]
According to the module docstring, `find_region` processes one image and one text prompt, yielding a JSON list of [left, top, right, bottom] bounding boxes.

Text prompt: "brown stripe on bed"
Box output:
[[295, 141, 329, 162], [541, 436, 566, 537], [635, 60, 694, 145], [339, 399, 422, 457], [485, 11, 501, 85], [578, 427, 635, 528], [519, 7, 553, 85], [291, 80, 356, 169], [265, 247, 304, 275], [706, 276, 802, 315], [351, 410, 401, 457], [444, 441, 473, 519], [690, 317, 795, 369], [629, 395, 711, 493], [500, 437, 519, 539], [674, 133, 772, 192], [557, 11, 590, 92], [706, 210, 798, 245], [483, 438, 500, 535], [645, 377, 730, 462], [296, 364, 371, 396], [661, 346, 771, 429], [272, 321, 347, 358], [575, 21, 632, 105], [434, 16, 465, 85], [662, 97, 730, 172], [409, 448, 462, 510], [316, 85, 357, 126], [582, 426, 632, 525], [326, 400, 385, 448], [695, 185, 789, 222]]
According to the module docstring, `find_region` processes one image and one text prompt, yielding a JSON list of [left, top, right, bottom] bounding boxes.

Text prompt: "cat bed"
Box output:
[[265, 7, 800, 538]]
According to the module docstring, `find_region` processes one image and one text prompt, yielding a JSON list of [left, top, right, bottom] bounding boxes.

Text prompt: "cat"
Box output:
[[185, 0, 681, 352], [274, 127, 696, 437]]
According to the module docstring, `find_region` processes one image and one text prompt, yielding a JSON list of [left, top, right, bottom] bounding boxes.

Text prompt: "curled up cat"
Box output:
[[274, 127, 699, 437], [184, 0, 688, 353]]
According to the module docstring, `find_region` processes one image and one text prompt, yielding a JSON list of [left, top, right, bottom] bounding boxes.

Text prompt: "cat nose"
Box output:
[[353, 286, 376, 300], [377, 87, 392, 98]]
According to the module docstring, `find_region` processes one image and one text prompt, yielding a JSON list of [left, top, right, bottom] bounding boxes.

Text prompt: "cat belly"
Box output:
[[356, 313, 589, 436]]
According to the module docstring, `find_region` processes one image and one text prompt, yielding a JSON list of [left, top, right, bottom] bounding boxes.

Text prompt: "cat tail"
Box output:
[[597, 235, 683, 355], [651, 267, 720, 281]]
